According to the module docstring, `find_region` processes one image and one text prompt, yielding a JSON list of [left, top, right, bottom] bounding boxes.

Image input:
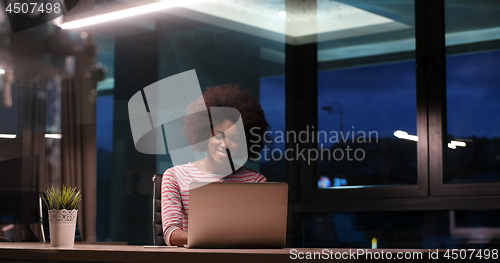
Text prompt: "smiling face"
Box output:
[[204, 119, 242, 173]]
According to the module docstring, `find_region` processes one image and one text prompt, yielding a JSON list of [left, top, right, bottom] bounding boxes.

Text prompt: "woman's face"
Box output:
[[206, 119, 241, 167]]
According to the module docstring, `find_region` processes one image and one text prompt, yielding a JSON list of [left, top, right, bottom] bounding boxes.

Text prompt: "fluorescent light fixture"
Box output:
[[59, 0, 204, 29], [448, 140, 466, 149], [394, 130, 418, 142], [278, 11, 286, 18], [450, 140, 466, 147], [45, 134, 62, 139], [0, 69, 5, 74], [0, 134, 62, 139]]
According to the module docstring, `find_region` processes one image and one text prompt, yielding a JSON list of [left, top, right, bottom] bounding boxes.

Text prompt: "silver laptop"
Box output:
[[186, 182, 288, 248]]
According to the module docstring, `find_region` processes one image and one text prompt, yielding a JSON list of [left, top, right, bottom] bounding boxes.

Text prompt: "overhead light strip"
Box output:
[[0, 134, 62, 139], [59, 0, 204, 29], [45, 134, 62, 139], [393, 130, 418, 142], [394, 130, 467, 150]]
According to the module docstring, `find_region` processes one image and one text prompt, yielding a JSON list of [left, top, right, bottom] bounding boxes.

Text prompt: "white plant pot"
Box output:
[[48, 209, 78, 247]]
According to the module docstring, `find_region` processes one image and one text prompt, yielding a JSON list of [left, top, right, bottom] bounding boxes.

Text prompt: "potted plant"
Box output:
[[42, 185, 81, 247]]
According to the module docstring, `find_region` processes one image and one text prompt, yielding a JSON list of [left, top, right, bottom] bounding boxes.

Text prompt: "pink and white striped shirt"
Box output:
[[161, 162, 267, 246]]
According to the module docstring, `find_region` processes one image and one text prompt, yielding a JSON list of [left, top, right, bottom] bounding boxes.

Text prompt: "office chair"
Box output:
[[152, 174, 165, 246], [39, 194, 46, 243]]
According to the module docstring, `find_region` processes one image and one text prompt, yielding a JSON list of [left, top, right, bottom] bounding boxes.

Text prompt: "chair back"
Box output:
[[152, 174, 165, 246], [39, 194, 47, 242]]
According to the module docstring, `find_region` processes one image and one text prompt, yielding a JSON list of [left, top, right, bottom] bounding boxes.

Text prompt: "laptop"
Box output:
[[186, 182, 288, 248]]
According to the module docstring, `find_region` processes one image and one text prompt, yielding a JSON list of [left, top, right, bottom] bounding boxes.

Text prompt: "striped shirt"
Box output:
[[161, 162, 267, 246]]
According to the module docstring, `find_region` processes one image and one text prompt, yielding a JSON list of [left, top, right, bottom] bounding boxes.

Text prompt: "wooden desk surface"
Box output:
[[0, 242, 453, 262], [1, 243, 295, 263]]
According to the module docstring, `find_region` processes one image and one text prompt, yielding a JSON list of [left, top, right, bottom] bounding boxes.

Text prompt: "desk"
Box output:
[[0, 243, 492, 262], [2, 243, 296, 263]]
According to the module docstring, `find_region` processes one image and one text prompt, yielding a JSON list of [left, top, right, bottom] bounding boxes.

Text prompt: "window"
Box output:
[[92, 1, 286, 243], [318, 61, 417, 187], [300, 0, 500, 213], [301, 0, 423, 200], [444, 0, 500, 185]]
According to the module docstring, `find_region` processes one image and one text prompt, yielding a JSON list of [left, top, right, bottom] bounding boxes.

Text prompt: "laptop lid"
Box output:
[[187, 182, 288, 248]]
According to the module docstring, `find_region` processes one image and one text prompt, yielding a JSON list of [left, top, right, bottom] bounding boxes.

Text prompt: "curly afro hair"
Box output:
[[182, 84, 269, 159]]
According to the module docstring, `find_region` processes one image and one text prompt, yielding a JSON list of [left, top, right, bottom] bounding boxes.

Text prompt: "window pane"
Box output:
[[91, 1, 286, 243], [317, 0, 416, 188], [0, 77, 18, 135], [96, 94, 113, 241], [259, 75, 285, 183], [444, 0, 500, 184]]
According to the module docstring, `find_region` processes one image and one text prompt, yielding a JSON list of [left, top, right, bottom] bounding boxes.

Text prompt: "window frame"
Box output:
[[288, 0, 500, 213]]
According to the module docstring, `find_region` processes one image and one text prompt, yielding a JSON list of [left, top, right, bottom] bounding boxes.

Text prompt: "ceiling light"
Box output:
[[59, 0, 204, 29], [448, 143, 456, 149], [45, 134, 62, 139], [0, 134, 16, 139], [450, 140, 466, 147], [394, 130, 418, 142], [278, 11, 286, 18], [0, 69, 5, 74]]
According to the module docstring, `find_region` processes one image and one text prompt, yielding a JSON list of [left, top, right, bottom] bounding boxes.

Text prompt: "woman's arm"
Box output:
[[161, 170, 185, 246], [170, 229, 188, 246], [255, 172, 267, 182]]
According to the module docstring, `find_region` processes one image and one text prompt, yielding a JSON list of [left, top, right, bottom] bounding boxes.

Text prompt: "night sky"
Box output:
[[447, 49, 500, 138]]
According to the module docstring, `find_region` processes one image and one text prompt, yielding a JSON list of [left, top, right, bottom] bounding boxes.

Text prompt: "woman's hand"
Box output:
[[170, 229, 188, 246]]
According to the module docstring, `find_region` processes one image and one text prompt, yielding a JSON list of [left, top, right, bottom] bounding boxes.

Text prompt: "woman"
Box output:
[[161, 84, 269, 246]]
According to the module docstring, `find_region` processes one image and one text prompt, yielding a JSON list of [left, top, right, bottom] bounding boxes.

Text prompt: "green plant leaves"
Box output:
[[42, 185, 81, 210]]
